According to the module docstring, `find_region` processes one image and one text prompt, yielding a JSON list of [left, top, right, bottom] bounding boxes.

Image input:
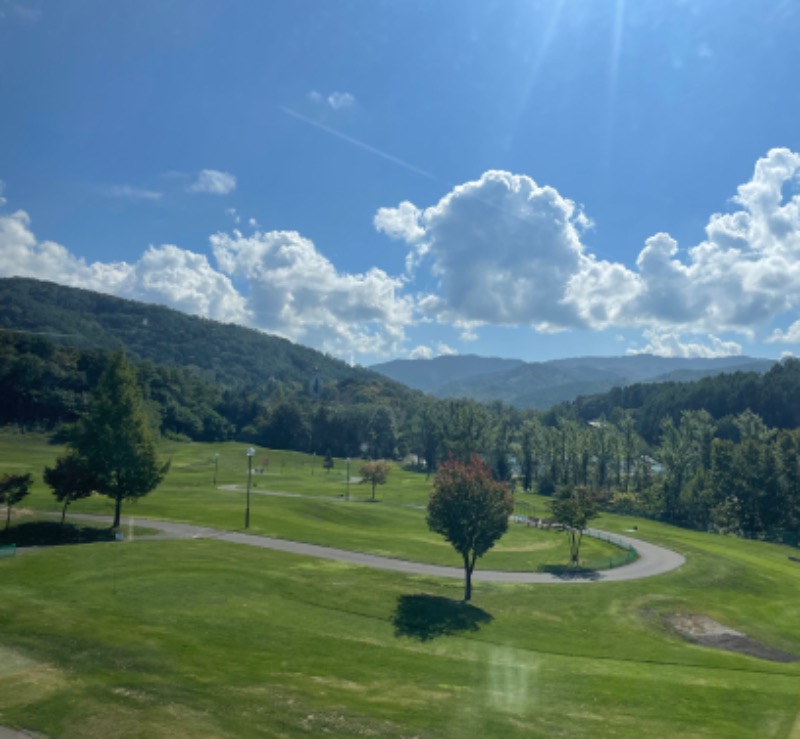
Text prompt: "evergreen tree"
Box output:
[[70, 352, 168, 528]]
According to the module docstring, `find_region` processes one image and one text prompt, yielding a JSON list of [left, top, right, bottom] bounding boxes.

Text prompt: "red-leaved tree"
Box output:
[[427, 455, 514, 601]]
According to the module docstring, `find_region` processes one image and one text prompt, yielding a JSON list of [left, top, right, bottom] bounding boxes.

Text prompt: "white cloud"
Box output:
[[454, 320, 480, 342], [0, 210, 117, 289], [210, 229, 414, 357], [328, 91, 355, 110], [377, 148, 800, 352], [377, 170, 588, 329], [187, 169, 237, 195], [409, 342, 458, 358], [308, 90, 356, 110], [627, 330, 743, 358], [118, 245, 248, 323], [768, 320, 800, 344], [410, 345, 433, 359], [374, 201, 424, 244], [0, 180, 6, 207], [226, 207, 241, 224], [106, 185, 163, 201], [0, 209, 246, 326]]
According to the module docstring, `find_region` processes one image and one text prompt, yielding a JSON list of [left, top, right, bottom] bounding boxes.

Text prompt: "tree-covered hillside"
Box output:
[[0, 278, 426, 456], [0, 277, 400, 395], [562, 359, 800, 443], [3, 276, 799, 545]]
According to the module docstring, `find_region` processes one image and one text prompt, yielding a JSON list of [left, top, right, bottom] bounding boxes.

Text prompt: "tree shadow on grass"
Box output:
[[538, 564, 601, 581], [0, 521, 116, 548], [392, 594, 493, 641]]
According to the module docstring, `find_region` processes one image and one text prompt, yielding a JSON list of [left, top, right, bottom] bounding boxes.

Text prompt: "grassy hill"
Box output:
[[1, 432, 799, 738]]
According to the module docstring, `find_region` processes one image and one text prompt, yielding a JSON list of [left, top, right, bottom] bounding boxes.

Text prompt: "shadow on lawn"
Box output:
[[538, 564, 601, 581], [392, 594, 493, 641], [0, 520, 116, 548]]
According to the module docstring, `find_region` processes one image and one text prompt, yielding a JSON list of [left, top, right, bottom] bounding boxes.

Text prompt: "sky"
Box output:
[[2, 0, 800, 366]]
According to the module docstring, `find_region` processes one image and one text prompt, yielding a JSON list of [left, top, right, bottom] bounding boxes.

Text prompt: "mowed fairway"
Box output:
[[1, 433, 800, 737]]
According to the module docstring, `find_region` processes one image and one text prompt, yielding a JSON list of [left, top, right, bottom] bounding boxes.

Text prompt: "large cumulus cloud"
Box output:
[[210, 229, 413, 357], [377, 170, 590, 331], [377, 148, 800, 352]]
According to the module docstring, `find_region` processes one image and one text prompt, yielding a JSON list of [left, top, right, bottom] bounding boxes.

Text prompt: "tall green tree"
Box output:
[[439, 399, 491, 465], [369, 407, 397, 459], [520, 422, 536, 492], [70, 352, 168, 528], [427, 455, 513, 602], [261, 400, 310, 451]]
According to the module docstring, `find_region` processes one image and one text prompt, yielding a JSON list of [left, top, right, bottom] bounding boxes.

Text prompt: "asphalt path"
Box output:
[[63, 513, 685, 584]]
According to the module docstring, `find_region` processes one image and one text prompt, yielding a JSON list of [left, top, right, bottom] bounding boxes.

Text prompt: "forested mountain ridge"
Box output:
[[370, 355, 526, 392], [560, 358, 800, 444], [372, 351, 774, 408], [0, 277, 408, 397]]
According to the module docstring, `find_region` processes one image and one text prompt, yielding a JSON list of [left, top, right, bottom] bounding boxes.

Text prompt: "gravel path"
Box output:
[[63, 513, 684, 584]]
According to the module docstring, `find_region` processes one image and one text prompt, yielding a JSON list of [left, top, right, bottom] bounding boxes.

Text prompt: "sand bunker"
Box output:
[[664, 612, 799, 663]]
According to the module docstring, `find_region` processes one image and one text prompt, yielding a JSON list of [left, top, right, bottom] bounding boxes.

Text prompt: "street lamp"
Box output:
[[346, 457, 351, 500], [245, 447, 255, 528]]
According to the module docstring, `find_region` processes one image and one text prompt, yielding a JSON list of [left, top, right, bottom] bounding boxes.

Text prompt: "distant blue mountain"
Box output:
[[371, 354, 775, 409]]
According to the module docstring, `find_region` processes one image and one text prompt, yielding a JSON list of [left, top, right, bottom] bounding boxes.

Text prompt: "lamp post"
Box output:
[[346, 457, 351, 500], [245, 447, 255, 528]]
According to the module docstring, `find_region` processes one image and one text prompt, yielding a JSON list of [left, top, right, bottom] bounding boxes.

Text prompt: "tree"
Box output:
[[261, 400, 310, 451], [44, 453, 96, 526], [369, 407, 397, 460], [427, 456, 514, 601], [550, 486, 600, 566], [323, 450, 334, 473], [0, 473, 33, 531], [359, 460, 392, 501], [439, 399, 491, 465], [521, 424, 536, 492], [70, 352, 168, 528]]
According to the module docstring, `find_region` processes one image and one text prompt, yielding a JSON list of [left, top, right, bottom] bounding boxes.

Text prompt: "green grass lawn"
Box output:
[[2, 431, 800, 737], [1, 433, 622, 572]]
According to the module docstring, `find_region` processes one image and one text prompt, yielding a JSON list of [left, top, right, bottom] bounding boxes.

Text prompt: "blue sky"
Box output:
[[2, 0, 800, 365]]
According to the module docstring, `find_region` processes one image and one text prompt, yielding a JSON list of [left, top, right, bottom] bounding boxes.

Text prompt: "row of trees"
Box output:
[[4, 323, 800, 545]]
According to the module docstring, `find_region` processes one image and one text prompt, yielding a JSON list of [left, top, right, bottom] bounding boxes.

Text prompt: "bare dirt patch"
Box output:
[[663, 612, 799, 663]]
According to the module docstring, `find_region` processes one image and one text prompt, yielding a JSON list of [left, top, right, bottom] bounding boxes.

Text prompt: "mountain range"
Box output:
[[1, 276, 777, 411], [371, 353, 775, 409]]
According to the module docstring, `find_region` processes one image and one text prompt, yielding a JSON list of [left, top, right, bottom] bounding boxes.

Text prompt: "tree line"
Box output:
[[3, 326, 800, 546]]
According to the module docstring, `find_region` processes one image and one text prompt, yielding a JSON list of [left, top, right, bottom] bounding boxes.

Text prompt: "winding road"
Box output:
[[65, 513, 685, 584]]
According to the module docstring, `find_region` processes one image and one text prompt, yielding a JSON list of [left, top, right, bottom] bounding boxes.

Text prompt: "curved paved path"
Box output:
[[64, 513, 685, 584]]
